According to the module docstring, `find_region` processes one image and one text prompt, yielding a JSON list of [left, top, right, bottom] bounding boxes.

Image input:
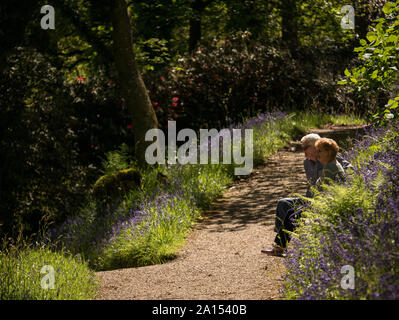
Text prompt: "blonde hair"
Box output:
[[315, 138, 339, 162]]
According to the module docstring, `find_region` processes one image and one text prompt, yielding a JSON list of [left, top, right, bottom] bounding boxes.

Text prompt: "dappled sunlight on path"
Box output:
[[94, 124, 366, 300]]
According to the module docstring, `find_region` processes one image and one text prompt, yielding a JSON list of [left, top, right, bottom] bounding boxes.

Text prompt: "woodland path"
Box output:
[[94, 124, 365, 300]]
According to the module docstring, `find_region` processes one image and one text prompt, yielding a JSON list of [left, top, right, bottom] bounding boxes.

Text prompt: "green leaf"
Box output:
[[350, 77, 358, 83], [385, 99, 396, 107], [376, 22, 384, 34], [371, 70, 378, 79], [344, 68, 352, 77], [386, 99, 399, 110], [387, 35, 398, 43], [372, 113, 380, 119], [366, 32, 376, 42], [359, 39, 367, 46], [337, 80, 348, 85], [383, 2, 395, 14]]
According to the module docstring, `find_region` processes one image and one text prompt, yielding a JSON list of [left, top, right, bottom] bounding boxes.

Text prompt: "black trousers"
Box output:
[[274, 208, 302, 248]]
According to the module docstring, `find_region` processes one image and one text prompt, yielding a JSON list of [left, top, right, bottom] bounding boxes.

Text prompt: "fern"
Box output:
[[101, 143, 134, 175]]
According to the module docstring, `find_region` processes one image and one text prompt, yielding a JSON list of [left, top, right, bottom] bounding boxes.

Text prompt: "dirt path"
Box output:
[[94, 124, 365, 300]]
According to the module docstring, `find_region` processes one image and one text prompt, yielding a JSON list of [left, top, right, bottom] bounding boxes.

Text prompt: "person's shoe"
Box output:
[[261, 245, 285, 256]]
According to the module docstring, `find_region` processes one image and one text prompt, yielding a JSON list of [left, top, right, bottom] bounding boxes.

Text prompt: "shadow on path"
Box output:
[[94, 124, 367, 300], [194, 124, 366, 232]]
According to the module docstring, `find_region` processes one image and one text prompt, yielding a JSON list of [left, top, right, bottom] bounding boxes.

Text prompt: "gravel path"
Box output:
[[94, 124, 365, 300]]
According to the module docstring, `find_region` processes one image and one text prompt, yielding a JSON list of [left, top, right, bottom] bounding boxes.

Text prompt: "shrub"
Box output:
[[0, 47, 132, 237], [339, 0, 399, 124], [143, 33, 358, 133]]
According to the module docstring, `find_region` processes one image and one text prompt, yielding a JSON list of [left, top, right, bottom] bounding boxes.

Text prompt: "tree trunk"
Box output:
[[354, 1, 371, 41], [280, 0, 298, 50], [189, 0, 207, 53], [111, 0, 158, 166], [189, 17, 202, 53]]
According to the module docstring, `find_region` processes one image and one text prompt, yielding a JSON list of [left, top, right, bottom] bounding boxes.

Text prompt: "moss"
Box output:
[[93, 168, 142, 201], [156, 171, 169, 184]]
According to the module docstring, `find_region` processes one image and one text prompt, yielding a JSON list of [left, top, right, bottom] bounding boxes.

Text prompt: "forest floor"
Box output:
[[94, 124, 366, 300]]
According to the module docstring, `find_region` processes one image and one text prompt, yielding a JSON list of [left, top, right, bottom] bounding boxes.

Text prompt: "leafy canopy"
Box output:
[[338, 1, 399, 124]]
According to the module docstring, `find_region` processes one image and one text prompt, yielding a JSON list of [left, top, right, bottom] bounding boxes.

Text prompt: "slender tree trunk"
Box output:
[[189, 0, 207, 53], [354, 1, 371, 41], [111, 0, 158, 166], [189, 17, 202, 53], [280, 0, 298, 50]]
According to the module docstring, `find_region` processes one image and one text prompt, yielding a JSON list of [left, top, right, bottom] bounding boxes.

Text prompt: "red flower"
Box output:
[[172, 97, 179, 102], [77, 77, 84, 83], [152, 102, 159, 107], [173, 113, 178, 119], [126, 124, 133, 129], [172, 102, 178, 107]]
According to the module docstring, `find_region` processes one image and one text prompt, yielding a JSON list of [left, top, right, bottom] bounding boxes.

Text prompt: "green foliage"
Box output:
[[350, 128, 399, 171], [0, 47, 93, 236], [339, 1, 399, 124], [129, 0, 361, 52], [0, 46, 136, 237], [284, 122, 399, 300], [100, 143, 135, 175], [298, 0, 351, 45], [99, 189, 201, 270], [0, 244, 98, 300], [144, 36, 357, 132], [284, 174, 378, 299], [130, 0, 187, 45], [134, 38, 171, 72]]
